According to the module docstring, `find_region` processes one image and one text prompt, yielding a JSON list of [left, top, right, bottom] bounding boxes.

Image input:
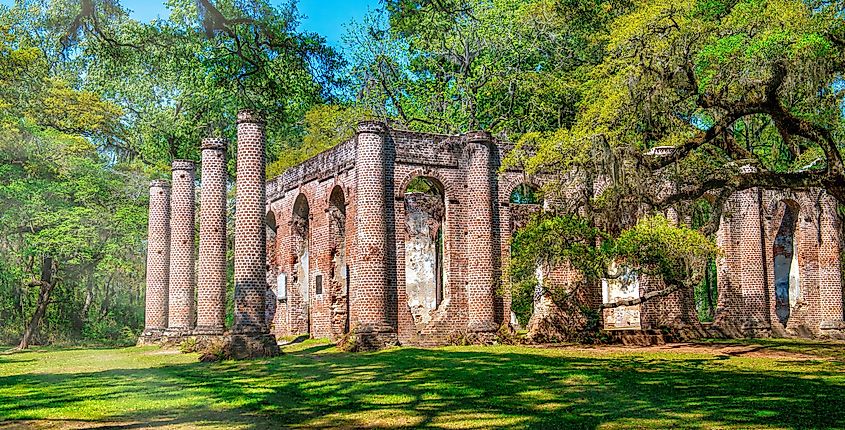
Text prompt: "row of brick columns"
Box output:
[[141, 111, 270, 343]]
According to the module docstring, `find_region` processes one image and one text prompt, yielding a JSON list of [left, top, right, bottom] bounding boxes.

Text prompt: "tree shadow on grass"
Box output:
[[0, 346, 843, 429]]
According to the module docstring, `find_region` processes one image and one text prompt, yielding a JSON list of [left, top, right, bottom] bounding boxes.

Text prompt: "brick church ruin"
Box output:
[[140, 110, 845, 354]]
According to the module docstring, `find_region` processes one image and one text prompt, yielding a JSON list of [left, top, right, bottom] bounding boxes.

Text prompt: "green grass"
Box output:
[[1, 340, 844, 429]]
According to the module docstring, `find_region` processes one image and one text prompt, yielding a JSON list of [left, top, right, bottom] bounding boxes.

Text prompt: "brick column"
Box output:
[[166, 160, 197, 336], [351, 121, 395, 348], [739, 188, 771, 334], [818, 193, 845, 331], [195, 138, 228, 335], [141, 180, 170, 342], [233, 110, 269, 334], [229, 110, 278, 358], [465, 131, 498, 334]]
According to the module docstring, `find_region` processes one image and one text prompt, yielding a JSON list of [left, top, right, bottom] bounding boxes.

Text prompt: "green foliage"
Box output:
[[614, 215, 720, 283], [347, 0, 630, 135], [179, 337, 199, 354], [6, 0, 343, 170], [506, 213, 718, 328], [509, 183, 539, 204], [266, 104, 368, 179], [0, 29, 146, 346]]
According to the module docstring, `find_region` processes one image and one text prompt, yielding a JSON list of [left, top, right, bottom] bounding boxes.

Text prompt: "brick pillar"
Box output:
[[351, 121, 396, 348], [233, 110, 269, 334], [141, 180, 170, 342], [818, 193, 845, 331], [229, 110, 278, 358], [739, 188, 771, 334], [465, 131, 498, 334], [195, 138, 228, 335], [166, 160, 197, 336]]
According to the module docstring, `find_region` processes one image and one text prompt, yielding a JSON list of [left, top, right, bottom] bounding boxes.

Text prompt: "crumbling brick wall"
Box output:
[[262, 124, 844, 344], [265, 126, 515, 345]]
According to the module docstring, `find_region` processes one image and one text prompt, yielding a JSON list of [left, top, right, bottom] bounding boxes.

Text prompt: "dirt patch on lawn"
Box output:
[[0, 419, 255, 430], [532, 342, 836, 361], [0, 420, 139, 429]]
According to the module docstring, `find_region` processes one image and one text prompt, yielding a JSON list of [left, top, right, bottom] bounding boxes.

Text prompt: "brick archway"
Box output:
[[395, 168, 458, 203]]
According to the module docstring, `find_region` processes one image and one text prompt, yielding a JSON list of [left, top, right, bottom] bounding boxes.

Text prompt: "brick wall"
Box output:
[[144, 113, 844, 345], [716, 188, 845, 337], [263, 125, 520, 345]]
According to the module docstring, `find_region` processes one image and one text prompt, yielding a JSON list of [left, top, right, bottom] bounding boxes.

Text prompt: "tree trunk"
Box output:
[[98, 276, 113, 321], [75, 272, 95, 334], [19, 256, 56, 350]]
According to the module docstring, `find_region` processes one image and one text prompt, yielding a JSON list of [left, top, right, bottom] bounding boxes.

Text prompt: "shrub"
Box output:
[[336, 327, 358, 352], [179, 337, 199, 353], [198, 339, 231, 362]]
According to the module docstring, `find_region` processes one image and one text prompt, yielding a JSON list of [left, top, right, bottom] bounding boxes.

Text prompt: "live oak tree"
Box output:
[[505, 0, 845, 335], [9, 0, 343, 168]]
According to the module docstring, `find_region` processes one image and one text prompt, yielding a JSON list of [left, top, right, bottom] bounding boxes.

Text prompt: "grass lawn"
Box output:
[[1, 340, 844, 429]]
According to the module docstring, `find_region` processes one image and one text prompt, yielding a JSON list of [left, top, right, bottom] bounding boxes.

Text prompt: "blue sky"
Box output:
[[0, 0, 381, 47]]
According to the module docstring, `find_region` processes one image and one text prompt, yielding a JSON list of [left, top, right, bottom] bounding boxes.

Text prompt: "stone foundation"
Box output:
[[137, 329, 163, 346], [226, 333, 281, 359], [355, 329, 399, 351], [819, 320, 845, 340]]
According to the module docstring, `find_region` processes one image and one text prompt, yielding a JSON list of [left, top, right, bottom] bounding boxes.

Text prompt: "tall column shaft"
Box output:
[[167, 160, 197, 334], [465, 132, 498, 333], [738, 188, 769, 331], [143, 180, 171, 335], [351, 121, 392, 335], [233, 110, 268, 334], [818, 194, 844, 326], [196, 138, 228, 335]]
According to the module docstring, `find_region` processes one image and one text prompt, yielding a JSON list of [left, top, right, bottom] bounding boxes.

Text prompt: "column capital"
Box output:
[[463, 130, 492, 144], [201, 137, 228, 151], [237, 109, 266, 125], [150, 179, 171, 189], [172, 159, 196, 172], [357, 120, 387, 135]]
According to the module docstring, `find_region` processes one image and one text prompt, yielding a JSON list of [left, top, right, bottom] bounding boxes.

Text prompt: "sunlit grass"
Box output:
[[0, 339, 843, 429]]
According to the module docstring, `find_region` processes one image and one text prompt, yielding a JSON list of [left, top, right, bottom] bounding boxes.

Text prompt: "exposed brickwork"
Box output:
[[195, 138, 228, 335], [141, 180, 171, 341], [145, 118, 844, 348], [351, 121, 396, 347], [166, 160, 197, 336], [464, 132, 498, 334], [233, 110, 270, 336], [715, 188, 845, 338]]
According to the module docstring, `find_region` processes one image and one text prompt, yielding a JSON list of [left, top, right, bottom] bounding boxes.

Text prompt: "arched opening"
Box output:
[[774, 200, 801, 326], [328, 186, 349, 335], [266, 210, 278, 265], [292, 193, 310, 334], [265, 210, 279, 329], [404, 176, 446, 326], [510, 183, 540, 205], [509, 183, 543, 328], [691, 198, 717, 322]]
